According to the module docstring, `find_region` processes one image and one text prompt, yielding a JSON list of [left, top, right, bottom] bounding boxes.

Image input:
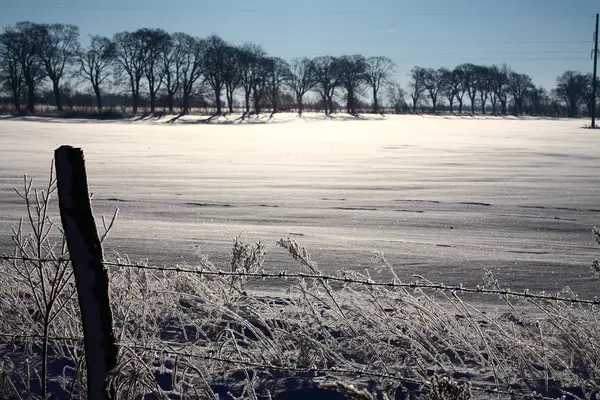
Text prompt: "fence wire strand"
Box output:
[[0, 330, 558, 400], [2, 255, 598, 306]]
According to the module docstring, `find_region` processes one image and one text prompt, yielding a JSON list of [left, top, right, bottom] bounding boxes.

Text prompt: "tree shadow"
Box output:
[[0, 111, 131, 123], [132, 112, 165, 121], [165, 113, 184, 123], [177, 112, 285, 125], [325, 113, 386, 122]]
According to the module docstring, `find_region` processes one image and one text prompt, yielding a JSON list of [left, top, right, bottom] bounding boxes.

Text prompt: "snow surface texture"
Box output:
[[0, 114, 599, 297]]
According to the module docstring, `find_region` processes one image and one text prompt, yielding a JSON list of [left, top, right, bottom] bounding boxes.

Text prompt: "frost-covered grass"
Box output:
[[0, 174, 599, 399]]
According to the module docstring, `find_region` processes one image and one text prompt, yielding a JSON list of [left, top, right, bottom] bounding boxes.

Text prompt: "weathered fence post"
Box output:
[[54, 145, 117, 400]]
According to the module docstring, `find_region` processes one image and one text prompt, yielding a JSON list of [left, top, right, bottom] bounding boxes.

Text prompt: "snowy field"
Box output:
[[0, 114, 599, 297]]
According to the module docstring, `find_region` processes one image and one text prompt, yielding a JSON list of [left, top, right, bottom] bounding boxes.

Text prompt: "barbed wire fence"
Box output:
[[1, 255, 598, 307], [0, 253, 598, 400]]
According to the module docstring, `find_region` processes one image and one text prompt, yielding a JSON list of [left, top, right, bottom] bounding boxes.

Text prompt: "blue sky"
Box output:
[[1, 0, 597, 89]]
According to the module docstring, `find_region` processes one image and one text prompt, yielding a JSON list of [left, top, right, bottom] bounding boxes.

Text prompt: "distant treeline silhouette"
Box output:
[[0, 21, 597, 117]]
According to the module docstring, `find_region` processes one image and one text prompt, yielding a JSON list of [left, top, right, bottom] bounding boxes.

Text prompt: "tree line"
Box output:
[[403, 65, 598, 118], [0, 21, 598, 117]]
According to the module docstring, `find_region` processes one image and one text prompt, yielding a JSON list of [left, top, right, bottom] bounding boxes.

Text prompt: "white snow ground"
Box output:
[[0, 114, 599, 297]]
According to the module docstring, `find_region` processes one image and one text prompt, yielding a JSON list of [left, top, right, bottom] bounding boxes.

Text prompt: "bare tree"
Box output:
[[177, 35, 204, 114], [337, 55, 367, 115], [581, 73, 599, 117], [450, 67, 467, 113], [238, 43, 266, 114], [422, 67, 446, 113], [363, 56, 396, 114], [440, 68, 456, 113], [252, 56, 271, 115], [160, 33, 183, 113], [474, 66, 492, 114], [387, 81, 407, 113], [38, 23, 80, 112], [311, 56, 341, 115], [549, 89, 564, 116], [0, 30, 23, 112], [265, 57, 290, 114], [3, 22, 47, 113], [408, 66, 426, 113], [490, 64, 510, 115], [555, 71, 587, 117], [202, 34, 229, 115], [508, 71, 533, 115], [457, 63, 477, 113], [135, 28, 170, 113], [113, 31, 145, 114], [526, 86, 548, 115], [285, 57, 316, 116], [78, 35, 115, 111], [222, 45, 242, 114]]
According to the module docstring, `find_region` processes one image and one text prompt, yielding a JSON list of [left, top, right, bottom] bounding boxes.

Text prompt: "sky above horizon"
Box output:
[[1, 0, 598, 90]]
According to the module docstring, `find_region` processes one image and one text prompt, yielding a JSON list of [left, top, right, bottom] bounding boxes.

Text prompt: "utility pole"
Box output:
[[592, 13, 599, 128]]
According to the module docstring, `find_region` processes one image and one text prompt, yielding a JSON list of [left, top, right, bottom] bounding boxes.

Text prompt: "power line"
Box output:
[[250, 40, 591, 45], [1, 4, 594, 18], [275, 56, 590, 63]]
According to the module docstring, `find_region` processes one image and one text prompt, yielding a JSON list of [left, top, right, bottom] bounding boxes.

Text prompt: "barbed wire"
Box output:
[[0, 330, 558, 400], [124, 343, 558, 400], [1, 254, 598, 306]]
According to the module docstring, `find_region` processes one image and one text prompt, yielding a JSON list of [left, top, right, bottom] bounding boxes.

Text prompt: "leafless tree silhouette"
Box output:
[[474, 66, 492, 114], [555, 71, 588, 118], [285, 57, 316, 116], [450, 67, 467, 113], [422, 67, 445, 113], [38, 23, 80, 112], [363, 56, 396, 114], [490, 64, 510, 115], [581, 73, 599, 117], [252, 56, 271, 115], [526, 86, 549, 115], [408, 66, 426, 113], [337, 55, 367, 115], [439, 68, 455, 113], [222, 45, 242, 114], [178, 35, 204, 114], [3, 22, 47, 113], [160, 33, 183, 113], [265, 57, 290, 114], [136, 28, 171, 113], [458, 63, 477, 113], [78, 35, 115, 111], [202, 34, 229, 115], [312, 56, 341, 115], [508, 71, 533, 115], [387, 82, 407, 113], [238, 43, 266, 115], [0, 29, 23, 112], [113, 31, 145, 114]]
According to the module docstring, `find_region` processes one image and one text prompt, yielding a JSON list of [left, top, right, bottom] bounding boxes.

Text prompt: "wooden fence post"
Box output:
[[54, 145, 117, 400]]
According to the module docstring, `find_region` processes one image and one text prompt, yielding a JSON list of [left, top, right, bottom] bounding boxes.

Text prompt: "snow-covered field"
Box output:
[[1, 114, 599, 297]]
